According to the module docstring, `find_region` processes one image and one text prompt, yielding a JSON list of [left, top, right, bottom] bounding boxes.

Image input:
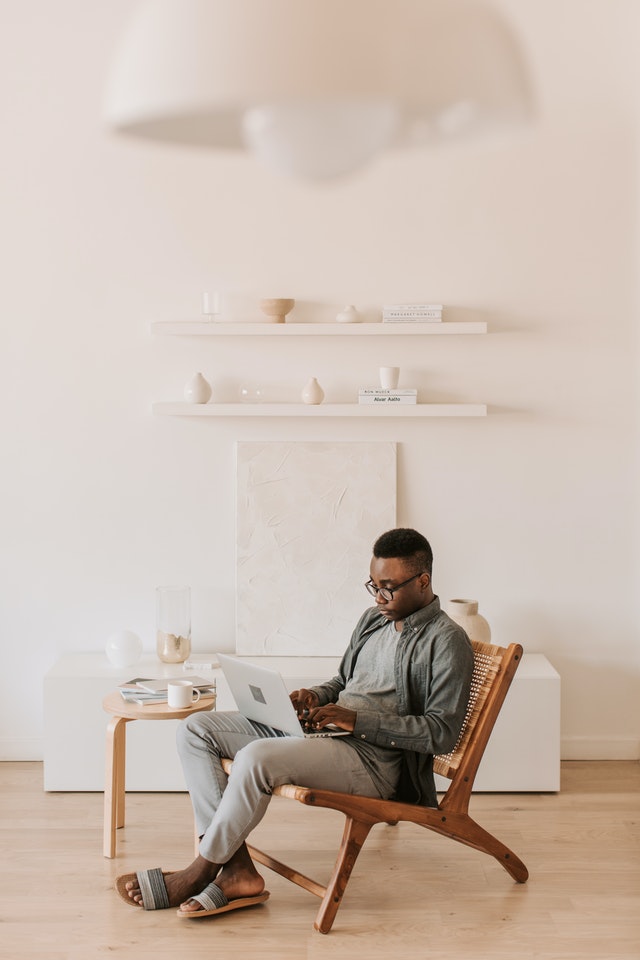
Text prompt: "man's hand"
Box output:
[[290, 688, 320, 716], [305, 703, 357, 733]]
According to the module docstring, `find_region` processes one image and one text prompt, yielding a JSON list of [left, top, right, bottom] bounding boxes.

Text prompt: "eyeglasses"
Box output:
[[364, 572, 424, 602]]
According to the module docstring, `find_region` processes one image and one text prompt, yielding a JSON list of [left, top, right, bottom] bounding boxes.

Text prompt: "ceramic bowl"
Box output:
[[259, 298, 295, 323]]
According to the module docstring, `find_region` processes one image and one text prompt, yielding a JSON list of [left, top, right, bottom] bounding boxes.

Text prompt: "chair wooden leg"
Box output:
[[248, 845, 327, 899], [430, 815, 529, 883], [471, 820, 528, 882], [314, 816, 373, 935]]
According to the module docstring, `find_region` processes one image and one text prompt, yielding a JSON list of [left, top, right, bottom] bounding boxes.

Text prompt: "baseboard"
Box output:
[[0, 739, 43, 761], [561, 736, 640, 760]]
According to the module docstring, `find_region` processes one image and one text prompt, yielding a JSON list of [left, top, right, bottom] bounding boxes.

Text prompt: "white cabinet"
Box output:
[[44, 652, 559, 792], [43, 654, 340, 791], [439, 653, 561, 792]]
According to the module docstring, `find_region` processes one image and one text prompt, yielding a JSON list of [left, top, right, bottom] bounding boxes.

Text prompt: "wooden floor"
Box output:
[[0, 761, 638, 959]]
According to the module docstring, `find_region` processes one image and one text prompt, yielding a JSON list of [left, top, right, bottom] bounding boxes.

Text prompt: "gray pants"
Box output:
[[177, 711, 382, 864]]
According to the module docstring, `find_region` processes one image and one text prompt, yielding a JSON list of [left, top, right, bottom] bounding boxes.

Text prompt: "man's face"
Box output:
[[368, 556, 430, 623]]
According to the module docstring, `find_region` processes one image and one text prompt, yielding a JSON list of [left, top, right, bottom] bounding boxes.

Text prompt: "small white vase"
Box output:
[[184, 372, 212, 404], [301, 377, 325, 404], [447, 599, 491, 643], [336, 304, 360, 323]]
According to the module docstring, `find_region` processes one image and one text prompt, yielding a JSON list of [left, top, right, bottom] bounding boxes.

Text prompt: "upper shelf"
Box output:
[[153, 402, 487, 418], [151, 321, 487, 336]]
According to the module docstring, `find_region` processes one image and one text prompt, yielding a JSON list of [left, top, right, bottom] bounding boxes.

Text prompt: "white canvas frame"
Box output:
[[236, 441, 397, 656]]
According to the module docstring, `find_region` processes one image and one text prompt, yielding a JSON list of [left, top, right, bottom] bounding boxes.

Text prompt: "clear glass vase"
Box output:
[[156, 585, 191, 663]]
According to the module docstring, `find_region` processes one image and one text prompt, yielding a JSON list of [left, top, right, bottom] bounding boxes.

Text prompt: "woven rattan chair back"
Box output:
[[434, 640, 503, 780]]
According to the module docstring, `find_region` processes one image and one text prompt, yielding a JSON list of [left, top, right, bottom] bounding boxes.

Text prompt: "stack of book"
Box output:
[[382, 303, 443, 322], [118, 675, 216, 705], [358, 388, 417, 405]]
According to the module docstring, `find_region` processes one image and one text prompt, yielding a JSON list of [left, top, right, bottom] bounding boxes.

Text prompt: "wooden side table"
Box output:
[[102, 690, 216, 858]]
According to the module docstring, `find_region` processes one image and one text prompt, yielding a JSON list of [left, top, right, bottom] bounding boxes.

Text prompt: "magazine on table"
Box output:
[[135, 675, 215, 694], [117, 675, 216, 704]]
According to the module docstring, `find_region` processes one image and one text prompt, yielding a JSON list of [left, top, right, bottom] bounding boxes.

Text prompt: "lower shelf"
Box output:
[[152, 402, 488, 418]]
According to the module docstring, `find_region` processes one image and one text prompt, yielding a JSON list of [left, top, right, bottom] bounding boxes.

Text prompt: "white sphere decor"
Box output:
[[105, 630, 143, 667]]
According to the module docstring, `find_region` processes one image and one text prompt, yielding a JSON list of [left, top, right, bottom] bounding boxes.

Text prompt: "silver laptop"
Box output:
[[217, 654, 350, 738]]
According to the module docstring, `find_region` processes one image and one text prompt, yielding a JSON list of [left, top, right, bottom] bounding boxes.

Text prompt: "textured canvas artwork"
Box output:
[[236, 441, 397, 656]]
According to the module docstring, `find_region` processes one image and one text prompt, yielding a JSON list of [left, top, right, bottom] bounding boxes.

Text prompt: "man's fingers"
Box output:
[[291, 688, 318, 715]]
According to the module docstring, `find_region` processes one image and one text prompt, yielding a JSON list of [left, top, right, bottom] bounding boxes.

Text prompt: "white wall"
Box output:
[[1, 0, 638, 762]]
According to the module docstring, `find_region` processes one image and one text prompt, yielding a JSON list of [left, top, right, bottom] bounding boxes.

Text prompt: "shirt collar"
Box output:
[[403, 595, 442, 630]]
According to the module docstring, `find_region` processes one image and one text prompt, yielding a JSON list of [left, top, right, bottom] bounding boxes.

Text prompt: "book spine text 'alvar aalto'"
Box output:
[[358, 394, 417, 404]]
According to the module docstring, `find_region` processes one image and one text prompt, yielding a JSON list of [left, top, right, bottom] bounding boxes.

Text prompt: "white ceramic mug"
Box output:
[[167, 679, 201, 709], [379, 366, 400, 389]]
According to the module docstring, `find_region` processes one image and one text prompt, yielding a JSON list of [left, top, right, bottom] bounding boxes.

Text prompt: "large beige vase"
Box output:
[[447, 599, 491, 643]]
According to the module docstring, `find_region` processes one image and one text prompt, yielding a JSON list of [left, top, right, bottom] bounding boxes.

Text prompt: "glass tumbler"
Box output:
[[156, 585, 191, 663]]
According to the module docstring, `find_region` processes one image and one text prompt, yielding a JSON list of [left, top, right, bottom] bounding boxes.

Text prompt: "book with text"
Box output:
[[359, 388, 417, 396], [383, 304, 442, 321], [358, 394, 417, 405], [383, 303, 443, 311], [119, 689, 171, 705], [383, 315, 442, 322]]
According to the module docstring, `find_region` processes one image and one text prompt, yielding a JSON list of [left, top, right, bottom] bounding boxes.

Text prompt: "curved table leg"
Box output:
[[104, 715, 130, 858]]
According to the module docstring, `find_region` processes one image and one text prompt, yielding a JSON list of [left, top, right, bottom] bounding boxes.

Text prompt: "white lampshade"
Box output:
[[104, 0, 532, 180]]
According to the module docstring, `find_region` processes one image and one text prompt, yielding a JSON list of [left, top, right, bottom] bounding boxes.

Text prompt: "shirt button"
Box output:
[[360, 734, 366, 739], [390, 741, 396, 746]]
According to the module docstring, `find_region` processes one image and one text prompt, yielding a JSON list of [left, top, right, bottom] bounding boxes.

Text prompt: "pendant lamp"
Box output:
[[104, 0, 532, 181]]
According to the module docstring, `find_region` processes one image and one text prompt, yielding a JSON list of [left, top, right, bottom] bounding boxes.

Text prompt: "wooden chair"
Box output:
[[221, 640, 529, 934]]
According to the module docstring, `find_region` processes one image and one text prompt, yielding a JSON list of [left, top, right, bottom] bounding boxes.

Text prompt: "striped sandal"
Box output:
[[177, 881, 270, 919], [115, 868, 175, 910]]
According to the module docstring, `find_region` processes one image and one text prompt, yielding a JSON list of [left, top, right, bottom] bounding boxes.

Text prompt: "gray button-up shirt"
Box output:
[[310, 596, 474, 807]]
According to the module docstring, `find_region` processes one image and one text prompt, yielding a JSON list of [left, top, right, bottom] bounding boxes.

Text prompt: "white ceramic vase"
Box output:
[[379, 365, 400, 389], [447, 599, 491, 643], [184, 372, 212, 404], [301, 377, 325, 404], [336, 304, 361, 323]]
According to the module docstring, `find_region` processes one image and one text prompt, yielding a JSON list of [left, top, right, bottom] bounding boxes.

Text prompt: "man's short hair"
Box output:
[[373, 528, 433, 575]]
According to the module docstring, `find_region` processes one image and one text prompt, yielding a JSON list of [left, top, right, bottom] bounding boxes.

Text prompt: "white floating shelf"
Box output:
[[152, 402, 487, 418], [151, 321, 487, 336]]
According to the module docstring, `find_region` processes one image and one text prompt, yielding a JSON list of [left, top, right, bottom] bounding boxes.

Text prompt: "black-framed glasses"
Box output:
[[364, 572, 424, 602]]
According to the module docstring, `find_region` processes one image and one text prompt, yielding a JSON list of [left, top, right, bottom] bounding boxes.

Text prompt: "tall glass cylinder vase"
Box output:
[[156, 585, 191, 663]]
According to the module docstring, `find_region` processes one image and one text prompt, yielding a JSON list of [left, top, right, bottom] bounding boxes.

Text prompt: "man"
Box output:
[[117, 528, 474, 917]]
